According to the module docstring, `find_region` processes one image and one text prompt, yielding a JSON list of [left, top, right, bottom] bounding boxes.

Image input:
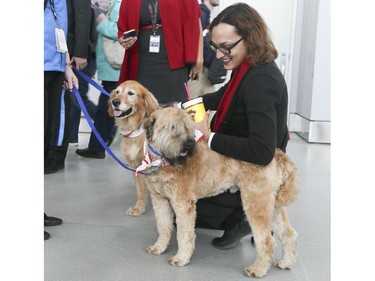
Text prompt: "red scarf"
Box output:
[[213, 60, 251, 132]]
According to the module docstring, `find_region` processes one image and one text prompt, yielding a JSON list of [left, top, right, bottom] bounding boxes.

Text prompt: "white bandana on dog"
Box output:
[[135, 129, 203, 174]]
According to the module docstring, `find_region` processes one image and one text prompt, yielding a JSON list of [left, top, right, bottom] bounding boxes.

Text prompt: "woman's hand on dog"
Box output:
[[194, 110, 211, 141]]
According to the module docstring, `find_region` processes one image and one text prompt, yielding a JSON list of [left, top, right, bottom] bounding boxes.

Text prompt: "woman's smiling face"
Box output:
[[210, 23, 247, 70]]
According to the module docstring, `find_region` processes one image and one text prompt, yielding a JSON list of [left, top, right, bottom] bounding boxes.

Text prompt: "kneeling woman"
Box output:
[[193, 3, 289, 249]]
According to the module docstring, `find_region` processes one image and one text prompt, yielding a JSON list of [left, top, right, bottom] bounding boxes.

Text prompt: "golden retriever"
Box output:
[[108, 80, 159, 216]]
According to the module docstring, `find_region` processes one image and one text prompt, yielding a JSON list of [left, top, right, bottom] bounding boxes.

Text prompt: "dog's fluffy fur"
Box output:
[[108, 80, 159, 216], [141, 107, 298, 278]]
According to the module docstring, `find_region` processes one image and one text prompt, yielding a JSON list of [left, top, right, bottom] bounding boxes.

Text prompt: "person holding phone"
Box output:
[[117, 0, 203, 107]]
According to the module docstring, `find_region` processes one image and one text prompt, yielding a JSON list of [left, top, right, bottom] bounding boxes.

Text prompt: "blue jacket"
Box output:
[[200, 4, 210, 29], [96, 0, 122, 82], [44, 0, 68, 72]]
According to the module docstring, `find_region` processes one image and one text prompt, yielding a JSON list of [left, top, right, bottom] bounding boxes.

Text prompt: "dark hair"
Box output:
[[209, 3, 277, 66]]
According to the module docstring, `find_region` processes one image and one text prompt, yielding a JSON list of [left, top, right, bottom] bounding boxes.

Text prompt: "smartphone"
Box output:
[[123, 29, 137, 38]]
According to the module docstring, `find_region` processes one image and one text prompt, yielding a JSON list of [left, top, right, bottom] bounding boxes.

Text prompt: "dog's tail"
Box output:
[[275, 149, 298, 207]]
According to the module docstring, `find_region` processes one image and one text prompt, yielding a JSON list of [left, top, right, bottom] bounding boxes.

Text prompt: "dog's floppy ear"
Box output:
[[142, 88, 160, 117], [107, 89, 117, 117]]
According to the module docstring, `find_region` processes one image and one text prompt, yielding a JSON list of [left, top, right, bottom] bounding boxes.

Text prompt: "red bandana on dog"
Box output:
[[213, 60, 251, 132]]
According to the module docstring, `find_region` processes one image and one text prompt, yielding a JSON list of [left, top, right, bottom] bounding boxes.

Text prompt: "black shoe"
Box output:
[[211, 214, 251, 250], [44, 231, 50, 240], [75, 148, 105, 159], [44, 159, 65, 174], [44, 213, 63, 227]]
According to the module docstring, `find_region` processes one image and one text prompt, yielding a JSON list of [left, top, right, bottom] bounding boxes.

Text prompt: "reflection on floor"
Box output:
[[45, 133, 330, 281]]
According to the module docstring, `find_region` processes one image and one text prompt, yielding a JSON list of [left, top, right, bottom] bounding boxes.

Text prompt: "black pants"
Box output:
[[196, 190, 244, 230], [88, 81, 117, 152], [69, 60, 97, 143], [44, 71, 71, 163]]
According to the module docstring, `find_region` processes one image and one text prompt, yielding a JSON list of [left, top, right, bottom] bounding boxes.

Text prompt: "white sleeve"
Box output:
[[207, 132, 215, 148]]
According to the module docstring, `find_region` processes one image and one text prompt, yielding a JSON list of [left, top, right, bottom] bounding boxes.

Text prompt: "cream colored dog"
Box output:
[[108, 80, 159, 216], [140, 107, 298, 278]]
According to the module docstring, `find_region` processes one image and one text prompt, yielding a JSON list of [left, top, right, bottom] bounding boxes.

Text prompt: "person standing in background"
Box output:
[[188, 0, 226, 99], [44, 0, 79, 238], [117, 0, 203, 107], [200, 0, 218, 29], [44, 0, 79, 174], [76, 0, 123, 159], [67, 0, 98, 146]]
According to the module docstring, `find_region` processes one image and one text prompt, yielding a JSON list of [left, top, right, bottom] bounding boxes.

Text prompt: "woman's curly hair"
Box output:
[[209, 3, 277, 66]]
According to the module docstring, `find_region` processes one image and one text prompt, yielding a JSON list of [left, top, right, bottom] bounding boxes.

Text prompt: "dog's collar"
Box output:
[[135, 150, 164, 175], [120, 128, 144, 138], [195, 129, 203, 143], [136, 142, 167, 174], [135, 130, 203, 174]]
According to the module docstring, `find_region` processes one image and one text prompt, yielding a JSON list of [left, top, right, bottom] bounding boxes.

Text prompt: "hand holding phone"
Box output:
[[123, 29, 137, 38]]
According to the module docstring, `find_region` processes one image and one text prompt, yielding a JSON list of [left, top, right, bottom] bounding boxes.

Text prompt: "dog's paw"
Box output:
[[274, 257, 296, 269], [147, 245, 163, 255], [168, 256, 189, 267], [126, 207, 144, 216], [244, 264, 268, 278]]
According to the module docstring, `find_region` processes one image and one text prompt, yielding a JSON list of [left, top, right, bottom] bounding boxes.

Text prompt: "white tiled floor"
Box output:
[[44, 133, 330, 281]]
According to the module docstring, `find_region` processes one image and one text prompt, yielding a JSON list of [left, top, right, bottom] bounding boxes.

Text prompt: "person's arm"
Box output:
[[96, 0, 121, 40], [200, 9, 209, 29], [116, 0, 138, 49], [117, 0, 135, 38], [210, 74, 281, 165], [70, 0, 91, 69], [189, 21, 204, 80], [194, 110, 212, 141], [64, 52, 79, 91], [201, 81, 228, 110]]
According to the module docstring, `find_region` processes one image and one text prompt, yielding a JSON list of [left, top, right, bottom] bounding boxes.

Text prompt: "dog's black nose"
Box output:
[[183, 138, 196, 153], [112, 99, 120, 107]]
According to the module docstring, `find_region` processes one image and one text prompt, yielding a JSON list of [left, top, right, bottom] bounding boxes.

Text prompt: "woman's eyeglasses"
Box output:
[[209, 37, 244, 55]]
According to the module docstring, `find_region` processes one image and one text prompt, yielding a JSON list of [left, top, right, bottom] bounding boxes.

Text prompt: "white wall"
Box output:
[[290, 0, 331, 143], [218, 0, 295, 83], [311, 0, 331, 121]]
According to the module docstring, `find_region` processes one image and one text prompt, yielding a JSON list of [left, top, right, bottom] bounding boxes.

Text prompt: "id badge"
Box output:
[[55, 27, 68, 53], [149, 35, 160, 53]]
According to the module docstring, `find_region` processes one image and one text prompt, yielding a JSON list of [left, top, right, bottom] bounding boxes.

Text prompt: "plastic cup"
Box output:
[[182, 97, 206, 122]]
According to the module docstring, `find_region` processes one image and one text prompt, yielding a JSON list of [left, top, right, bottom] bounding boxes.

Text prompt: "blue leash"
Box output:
[[72, 68, 158, 175], [73, 67, 110, 96]]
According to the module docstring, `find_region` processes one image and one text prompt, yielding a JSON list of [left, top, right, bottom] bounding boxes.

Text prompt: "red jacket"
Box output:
[[117, 0, 201, 84]]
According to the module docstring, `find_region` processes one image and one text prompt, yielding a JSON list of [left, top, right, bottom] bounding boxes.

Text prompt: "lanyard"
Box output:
[[148, 0, 159, 35], [48, 0, 60, 28]]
